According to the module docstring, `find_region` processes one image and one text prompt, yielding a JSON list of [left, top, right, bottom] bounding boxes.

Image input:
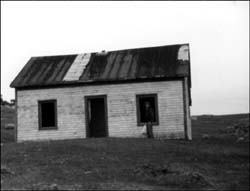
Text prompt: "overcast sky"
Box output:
[[1, 1, 249, 115]]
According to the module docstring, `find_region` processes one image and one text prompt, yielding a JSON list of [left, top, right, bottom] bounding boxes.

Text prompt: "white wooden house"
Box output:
[[10, 44, 192, 142]]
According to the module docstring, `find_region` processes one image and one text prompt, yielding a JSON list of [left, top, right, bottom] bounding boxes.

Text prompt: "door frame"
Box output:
[[84, 95, 108, 138]]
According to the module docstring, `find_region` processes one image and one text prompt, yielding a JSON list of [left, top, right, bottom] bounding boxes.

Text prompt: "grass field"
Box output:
[[1, 106, 15, 143], [1, 106, 249, 190]]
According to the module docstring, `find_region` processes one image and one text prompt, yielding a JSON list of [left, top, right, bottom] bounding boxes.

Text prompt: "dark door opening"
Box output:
[[85, 95, 108, 138]]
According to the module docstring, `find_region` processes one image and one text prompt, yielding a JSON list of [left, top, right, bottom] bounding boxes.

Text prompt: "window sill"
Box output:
[[137, 122, 159, 126], [39, 127, 58, 131]]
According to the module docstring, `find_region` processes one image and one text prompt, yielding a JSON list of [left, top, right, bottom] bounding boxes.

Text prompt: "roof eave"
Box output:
[[13, 76, 187, 90]]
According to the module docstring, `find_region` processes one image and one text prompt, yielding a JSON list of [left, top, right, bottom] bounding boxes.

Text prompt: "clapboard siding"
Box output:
[[16, 80, 187, 142]]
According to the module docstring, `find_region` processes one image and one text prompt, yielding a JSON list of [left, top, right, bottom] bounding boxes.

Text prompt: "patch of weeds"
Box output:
[[134, 163, 211, 189], [134, 163, 174, 177], [158, 171, 211, 189], [1, 165, 14, 178]]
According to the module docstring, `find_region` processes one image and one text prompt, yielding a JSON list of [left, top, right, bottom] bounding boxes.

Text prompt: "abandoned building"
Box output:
[[10, 44, 192, 142]]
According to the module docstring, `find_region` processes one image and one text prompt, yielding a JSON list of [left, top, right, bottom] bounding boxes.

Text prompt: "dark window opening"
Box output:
[[38, 100, 57, 130], [136, 94, 159, 126], [86, 96, 108, 138]]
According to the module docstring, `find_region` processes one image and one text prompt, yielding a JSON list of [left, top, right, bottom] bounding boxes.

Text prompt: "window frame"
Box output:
[[136, 94, 159, 126], [38, 99, 58, 130]]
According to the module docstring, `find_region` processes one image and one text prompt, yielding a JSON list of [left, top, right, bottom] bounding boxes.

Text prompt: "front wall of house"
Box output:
[[17, 80, 186, 141]]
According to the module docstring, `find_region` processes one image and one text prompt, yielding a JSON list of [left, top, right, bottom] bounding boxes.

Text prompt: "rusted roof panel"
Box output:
[[10, 44, 191, 88], [11, 55, 77, 87]]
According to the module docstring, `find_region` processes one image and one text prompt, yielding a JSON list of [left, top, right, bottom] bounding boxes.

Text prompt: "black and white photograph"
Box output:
[[1, 1, 249, 190]]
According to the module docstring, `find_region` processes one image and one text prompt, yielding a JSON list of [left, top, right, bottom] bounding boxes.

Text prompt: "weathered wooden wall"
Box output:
[[16, 80, 190, 142]]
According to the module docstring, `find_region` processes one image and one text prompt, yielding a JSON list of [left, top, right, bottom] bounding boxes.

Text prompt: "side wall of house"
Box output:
[[17, 80, 188, 142]]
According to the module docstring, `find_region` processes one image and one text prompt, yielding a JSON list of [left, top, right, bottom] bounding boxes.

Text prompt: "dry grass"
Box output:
[[1, 107, 249, 190]]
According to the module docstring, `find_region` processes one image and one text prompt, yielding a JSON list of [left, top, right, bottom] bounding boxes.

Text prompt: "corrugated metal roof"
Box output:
[[10, 44, 191, 88]]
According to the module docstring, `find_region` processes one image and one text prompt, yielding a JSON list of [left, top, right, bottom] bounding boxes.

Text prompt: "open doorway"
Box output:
[[85, 95, 108, 137]]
